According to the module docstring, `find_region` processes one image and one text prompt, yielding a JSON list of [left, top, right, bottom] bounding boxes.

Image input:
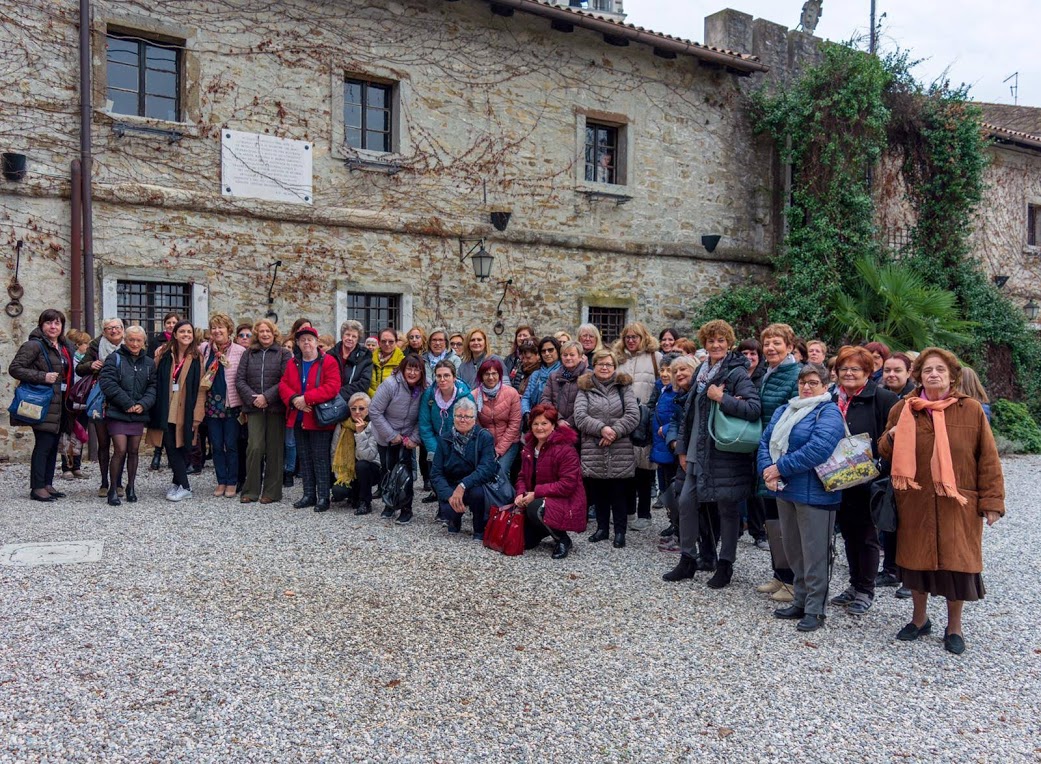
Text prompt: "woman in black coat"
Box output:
[[829, 345, 898, 615], [99, 327, 157, 505], [663, 320, 762, 589], [8, 309, 74, 502]]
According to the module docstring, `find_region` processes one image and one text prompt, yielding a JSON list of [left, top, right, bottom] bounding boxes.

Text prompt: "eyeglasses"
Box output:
[[450, 341, 463, 347], [430, 337, 446, 344], [349, 405, 367, 411], [454, 414, 476, 420], [540, 347, 556, 355], [595, 362, 615, 369], [838, 367, 864, 374], [623, 335, 639, 341], [435, 374, 454, 381], [237, 332, 252, 339], [798, 380, 824, 388], [104, 326, 121, 332], [379, 338, 396, 345]]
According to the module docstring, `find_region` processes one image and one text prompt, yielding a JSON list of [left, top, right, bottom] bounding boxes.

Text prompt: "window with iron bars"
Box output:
[[346, 293, 400, 337], [116, 280, 192, 337], [587, 306, 627, 345]]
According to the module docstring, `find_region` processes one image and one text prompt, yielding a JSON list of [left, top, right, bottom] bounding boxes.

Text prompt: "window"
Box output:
[[346, 293, 400, 335], [587, 306, 627, 344], [585, 122, 619, 184], [1029, 204, 1041, 247], [344, 78, 393, 153], [116, 280, 192, 337], [106, 32, 182, 121], [591, 0, 614, 11]]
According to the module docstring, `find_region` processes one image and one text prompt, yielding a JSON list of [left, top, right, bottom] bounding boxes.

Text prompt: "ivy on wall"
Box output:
[[694, 42, 1041, 421]]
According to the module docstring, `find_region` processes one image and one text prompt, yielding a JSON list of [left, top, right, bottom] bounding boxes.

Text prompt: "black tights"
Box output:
[[96, 422, 112, 487], [109, 434, 142, 491]]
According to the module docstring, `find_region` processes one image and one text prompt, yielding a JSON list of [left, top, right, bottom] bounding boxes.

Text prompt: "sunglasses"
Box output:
[[238, 332, 252, 339], [349, 405, 367, 411]]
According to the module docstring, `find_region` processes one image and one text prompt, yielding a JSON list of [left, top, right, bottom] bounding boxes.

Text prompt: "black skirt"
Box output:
[[899, 568, 986, 602]]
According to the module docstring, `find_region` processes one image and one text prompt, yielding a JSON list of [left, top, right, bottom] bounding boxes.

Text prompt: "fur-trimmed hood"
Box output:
[[577, 371, 633, 391]]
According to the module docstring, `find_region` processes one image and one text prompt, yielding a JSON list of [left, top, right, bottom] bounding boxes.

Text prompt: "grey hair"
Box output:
[[428, 326, 448, 339], [798, 362, 829, 383], [125, 325, 147, 338], [348, 392, 370, 407], [102, 317, 124, 330], [339, 319, 364, 337], [560, 340, 583, 356], [454, 398, 477, 416]]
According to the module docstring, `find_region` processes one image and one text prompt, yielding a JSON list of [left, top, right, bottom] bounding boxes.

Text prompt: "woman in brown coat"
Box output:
[[878, 347, 1004, 655]]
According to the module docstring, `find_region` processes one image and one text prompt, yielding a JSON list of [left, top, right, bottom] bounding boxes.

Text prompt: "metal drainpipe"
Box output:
[[80, 0, 95, 336], [71, 160, 82, 330]]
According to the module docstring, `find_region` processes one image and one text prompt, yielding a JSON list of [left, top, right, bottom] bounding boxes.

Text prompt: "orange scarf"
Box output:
[[890, 393, 967, 505]]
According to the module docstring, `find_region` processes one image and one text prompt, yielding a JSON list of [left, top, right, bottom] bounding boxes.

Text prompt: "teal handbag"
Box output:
[[708, 402, 763, 454]]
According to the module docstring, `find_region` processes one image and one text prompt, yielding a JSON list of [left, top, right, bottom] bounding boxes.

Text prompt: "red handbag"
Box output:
[[483, 505, 511, 553], [502, 508, 525, 557]]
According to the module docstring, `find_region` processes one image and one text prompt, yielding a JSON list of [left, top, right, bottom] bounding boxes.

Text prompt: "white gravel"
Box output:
[[1, 456, 1039, 763]]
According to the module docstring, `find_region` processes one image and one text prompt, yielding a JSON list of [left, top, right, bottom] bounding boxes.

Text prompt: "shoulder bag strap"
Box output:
[[35, 339, 54, 373]]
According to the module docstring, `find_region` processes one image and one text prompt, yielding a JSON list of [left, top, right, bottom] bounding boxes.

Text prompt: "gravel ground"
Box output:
[[1, 456, 1039, 763]]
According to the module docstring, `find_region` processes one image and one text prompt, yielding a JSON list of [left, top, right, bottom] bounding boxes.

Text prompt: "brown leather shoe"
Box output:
[[240, 496, 256, 504], [259, 497, 276, 504]]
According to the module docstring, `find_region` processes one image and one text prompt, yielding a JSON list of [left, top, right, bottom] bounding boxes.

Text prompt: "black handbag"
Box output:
[[869, 477, 897, 533], [379, 458, 413, 511], [308, 354, 349, 426], [616, 387, 652, 447]]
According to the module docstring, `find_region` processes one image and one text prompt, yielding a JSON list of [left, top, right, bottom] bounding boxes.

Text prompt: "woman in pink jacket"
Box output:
[[200, 313, 246, 498], [514, 404, 587, 559], [471, 358, 522, 478]]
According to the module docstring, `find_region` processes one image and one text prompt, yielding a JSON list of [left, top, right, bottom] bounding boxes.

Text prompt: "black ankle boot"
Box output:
[[293, 495, 316, 509], [663, 554, 697, 582], [150, 449, 162, 471], [283, 472, 295, 488], [588, 528, 609, 543], [706, 560, 734, 589], [107, 488, 122, 507], [551, 533, 572, 559], [125, 486, 137, 503]]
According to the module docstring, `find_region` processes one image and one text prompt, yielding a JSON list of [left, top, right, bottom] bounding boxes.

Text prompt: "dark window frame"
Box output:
[[346, 292, 400, 336], [584, 121, 620, 185], [344, 77, 394, 153], [587, 306, 628, 345], [106, 30, 183, 121], [1029, 204, 1040, 247], [116, 280, 192, 338]]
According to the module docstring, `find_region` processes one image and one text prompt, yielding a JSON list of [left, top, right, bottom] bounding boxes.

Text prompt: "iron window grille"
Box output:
[[116, 280, 192, 337], [346, 293, 400, 336], [587, 306, 627, 345]]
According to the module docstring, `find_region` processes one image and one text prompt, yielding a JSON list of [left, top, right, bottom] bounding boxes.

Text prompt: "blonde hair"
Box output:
[[251, 318, 280, 345], [614, 321, 659, 355], [577, 323, 604, 355], [208, 312, 235, 333], [462, 328, 491, 362], [957, 366, 989, 403]]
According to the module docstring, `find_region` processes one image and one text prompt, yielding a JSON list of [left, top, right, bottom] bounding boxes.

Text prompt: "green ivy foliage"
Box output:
[[991, 399, 1041, 454]]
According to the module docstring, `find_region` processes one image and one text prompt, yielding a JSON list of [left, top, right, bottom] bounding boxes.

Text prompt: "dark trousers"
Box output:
[[30, 430, 60, 490], [838, 491, 880, 597], [164, 425, 191, 489], [418, 443, 431, 486], [297, 428, 334, 501], [880, 529, 899, 577], [764, 497, 795, 585], [633, 467, 655, 519], [439, 484, 488, 534], [699, 502, 721, 563], [206, 414, 241, 486], [237, 421, 249, 489], [588, 477, 635, 533], [746, 495, 767, 542], [242, 412, 285, 502], [378, 444, 414, 509], [350, 460, 381, 504]]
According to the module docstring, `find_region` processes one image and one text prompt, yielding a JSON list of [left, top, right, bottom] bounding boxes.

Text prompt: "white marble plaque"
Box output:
[[221, 129, 313, 205], [1, 540, 104, 566]]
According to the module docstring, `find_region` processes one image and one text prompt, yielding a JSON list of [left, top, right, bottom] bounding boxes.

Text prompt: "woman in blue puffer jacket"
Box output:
[[756, 362, 846, 633]]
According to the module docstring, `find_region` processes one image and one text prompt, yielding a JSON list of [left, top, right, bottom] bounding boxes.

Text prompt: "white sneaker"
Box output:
[[630, 517, 652, 531], [169, 486, 192, 502], [166, 485, 179, 500]]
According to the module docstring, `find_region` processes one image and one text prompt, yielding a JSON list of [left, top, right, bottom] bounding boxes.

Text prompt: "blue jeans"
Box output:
[[285, 426, 297, 474], [497, 441, 521, 480], [207, 414, 241, 486]]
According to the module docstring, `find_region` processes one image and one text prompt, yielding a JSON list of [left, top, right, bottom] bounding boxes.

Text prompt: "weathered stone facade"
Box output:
[[1, 0, 789, 457]]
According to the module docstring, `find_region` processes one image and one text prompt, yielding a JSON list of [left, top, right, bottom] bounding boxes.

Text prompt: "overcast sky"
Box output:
[[625, 1, 1037, 108]]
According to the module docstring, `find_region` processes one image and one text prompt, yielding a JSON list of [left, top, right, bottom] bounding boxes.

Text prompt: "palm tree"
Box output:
[[829, 255, 975, 351]]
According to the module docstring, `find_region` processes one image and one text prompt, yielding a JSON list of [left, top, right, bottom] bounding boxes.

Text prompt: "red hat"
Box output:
[[295, 326, 319, 340]]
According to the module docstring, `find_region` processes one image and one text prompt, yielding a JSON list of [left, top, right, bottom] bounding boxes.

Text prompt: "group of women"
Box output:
[[10, 310, 1005, 653]]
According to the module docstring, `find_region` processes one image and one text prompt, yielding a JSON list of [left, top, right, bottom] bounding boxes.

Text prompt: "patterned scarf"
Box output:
[[836, 384, 866, 418], [98, 335, 121, 362], [452, 427, 474, 455], [482, 381, 502, 398], [695, 358, 724, 393]]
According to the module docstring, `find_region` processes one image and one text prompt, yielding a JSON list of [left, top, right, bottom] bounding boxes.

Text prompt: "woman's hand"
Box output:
[[706, 384, 725, 403], [403, 436, 418, 450], [91, 359, 103, 372], [599, 426, 617, 447], [515, 491, 535, 508], [449, 485, 466, 513], [127, 404, 144, 414], [44, 371, 59, 384], [762, 465, 781, 483], [678, 454, 687, 471], [984, 511, 1001, 526], [253, 394, 267, 409], [390, 434, 403, 445], [353, 418, 367, 432]]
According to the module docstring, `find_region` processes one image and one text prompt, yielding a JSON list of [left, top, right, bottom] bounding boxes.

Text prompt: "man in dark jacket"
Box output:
[[430, 399, 498, 539]]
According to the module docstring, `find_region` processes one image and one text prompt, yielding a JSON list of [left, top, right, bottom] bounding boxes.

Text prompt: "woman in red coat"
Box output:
[[279, 327, 341, 512], [514, 403, 587, 559]]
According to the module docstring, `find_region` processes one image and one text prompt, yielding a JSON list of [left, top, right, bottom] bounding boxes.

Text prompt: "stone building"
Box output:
[[2, 0, 807, 456]]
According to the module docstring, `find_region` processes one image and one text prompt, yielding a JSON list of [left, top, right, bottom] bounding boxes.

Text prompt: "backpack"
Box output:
[[86, 353, 121, 420], [379, 447, 413, 511]]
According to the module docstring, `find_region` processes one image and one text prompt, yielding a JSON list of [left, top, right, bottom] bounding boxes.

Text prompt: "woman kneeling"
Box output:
[[430, 398, 498, 539], [514, 404, 587, 559]]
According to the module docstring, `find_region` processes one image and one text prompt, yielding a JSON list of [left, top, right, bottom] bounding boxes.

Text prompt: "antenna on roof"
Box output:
[[1003, 72, 1019, 105]]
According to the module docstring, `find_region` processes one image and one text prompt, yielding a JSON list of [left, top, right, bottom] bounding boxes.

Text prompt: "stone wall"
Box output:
[[0, 0, 778, 458]]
